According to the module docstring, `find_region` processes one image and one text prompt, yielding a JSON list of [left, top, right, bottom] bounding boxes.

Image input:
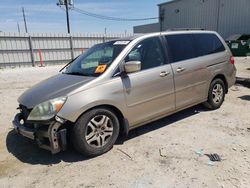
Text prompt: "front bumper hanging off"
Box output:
[[12, 113, 67, 154]]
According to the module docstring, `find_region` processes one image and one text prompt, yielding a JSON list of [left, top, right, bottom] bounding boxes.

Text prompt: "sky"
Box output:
[[0, 0, 168, 34]]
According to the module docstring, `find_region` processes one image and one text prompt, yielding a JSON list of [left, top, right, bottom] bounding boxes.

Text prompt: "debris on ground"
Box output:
[[207, 160, 214, 166], [195, 149, 204, 156], [204, 153, 222, 162], [231, 86, 240, 91], [159, 148, 168, 157], [195, 150, 222, 166], [117, 148, 133, 160]]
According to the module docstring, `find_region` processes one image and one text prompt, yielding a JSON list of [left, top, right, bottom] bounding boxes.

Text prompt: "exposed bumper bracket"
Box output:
[[13, 113, 35, 140], [12, 113, 67, 154]]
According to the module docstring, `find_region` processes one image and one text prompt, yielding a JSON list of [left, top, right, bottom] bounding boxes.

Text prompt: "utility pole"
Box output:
[[22, 7, 28, 33], [17, 22, 20, 33], [104, 27, 107, 38], [57, 0, 72, 33], [159, 8, 165, 32], [103, 27, 107, 43], [65, 0, 70, 33]]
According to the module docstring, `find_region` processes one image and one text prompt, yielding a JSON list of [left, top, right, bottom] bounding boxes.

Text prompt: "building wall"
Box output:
[[0, 32, 131, 68], [160, 0, 218, 31], [159, 0, 250, 39], [218, 0, 250, 39], [134, 0, 250, 39], [133, 23, 160, 33]]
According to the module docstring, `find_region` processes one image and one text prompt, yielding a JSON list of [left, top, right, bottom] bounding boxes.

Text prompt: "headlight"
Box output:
[[27, 97, 67, 121]]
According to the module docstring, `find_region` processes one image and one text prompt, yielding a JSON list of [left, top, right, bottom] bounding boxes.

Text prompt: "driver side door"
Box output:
[[122, 37, 175, 126]]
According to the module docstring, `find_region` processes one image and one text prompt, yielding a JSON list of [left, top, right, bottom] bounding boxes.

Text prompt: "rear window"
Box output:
[[165, 33, 225, 63], [193, 34, 225, 56]]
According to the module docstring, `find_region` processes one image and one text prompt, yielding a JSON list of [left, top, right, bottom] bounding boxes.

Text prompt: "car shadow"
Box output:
[[238, 95, 250, 101], [124, 104, 207, 141], [6, 130, 88, 165], [6, 104, 207, 165], [236, 77, 250, 89]]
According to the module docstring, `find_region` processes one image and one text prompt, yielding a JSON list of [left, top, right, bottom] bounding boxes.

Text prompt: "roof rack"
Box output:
[[166, 28, 205, 31]]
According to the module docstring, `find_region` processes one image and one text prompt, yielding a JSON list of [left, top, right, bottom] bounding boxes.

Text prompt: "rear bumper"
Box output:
[[227, 66, 237, 88], [12, 113, 67, 154]]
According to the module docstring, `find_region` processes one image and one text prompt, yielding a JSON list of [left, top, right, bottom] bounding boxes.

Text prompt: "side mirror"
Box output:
[[124, 61, 141, 73]]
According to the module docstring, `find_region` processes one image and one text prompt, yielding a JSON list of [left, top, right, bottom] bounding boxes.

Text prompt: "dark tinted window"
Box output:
[[193, 34, 225, 56], [165, 33, 226, 63], [165, 34, 196, 63], [125, 37, 165, 70]]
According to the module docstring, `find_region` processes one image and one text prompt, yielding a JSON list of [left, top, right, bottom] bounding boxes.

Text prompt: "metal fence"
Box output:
[[0, 32, 131, 68]]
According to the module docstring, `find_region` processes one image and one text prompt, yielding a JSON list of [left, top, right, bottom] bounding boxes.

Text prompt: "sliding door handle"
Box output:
[[176, 67, 186, 73], [160, 71, 170, 77]]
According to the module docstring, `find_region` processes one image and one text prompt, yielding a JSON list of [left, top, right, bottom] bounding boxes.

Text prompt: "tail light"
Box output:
[[230, 56, 235, 65]]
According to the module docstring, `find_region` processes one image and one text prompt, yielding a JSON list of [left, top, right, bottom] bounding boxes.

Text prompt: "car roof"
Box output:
[[117, 30, 218, 42], [113, 34, 143, 41]]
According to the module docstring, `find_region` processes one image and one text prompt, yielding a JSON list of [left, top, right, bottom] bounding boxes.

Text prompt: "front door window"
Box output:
[[125, 37, 166, 71]]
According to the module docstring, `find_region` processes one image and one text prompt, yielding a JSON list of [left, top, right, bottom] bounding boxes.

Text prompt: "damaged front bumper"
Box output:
[[12, 113, 67, 154]]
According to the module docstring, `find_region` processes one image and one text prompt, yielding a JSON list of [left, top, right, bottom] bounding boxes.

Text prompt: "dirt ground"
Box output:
[[0, 59, 249, 188]]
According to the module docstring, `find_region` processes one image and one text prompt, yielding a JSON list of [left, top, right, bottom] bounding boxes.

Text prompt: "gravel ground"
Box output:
[[0, 59, 249, 188]]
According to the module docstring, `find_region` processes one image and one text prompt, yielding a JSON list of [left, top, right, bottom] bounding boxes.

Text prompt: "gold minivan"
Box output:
[[13, 30, 236, 157]]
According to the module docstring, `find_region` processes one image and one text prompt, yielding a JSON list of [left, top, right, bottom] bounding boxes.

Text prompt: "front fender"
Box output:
[[57, 78, 127, 122]]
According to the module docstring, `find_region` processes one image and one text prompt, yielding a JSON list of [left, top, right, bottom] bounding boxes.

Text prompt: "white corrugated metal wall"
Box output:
[[160, 0, 218, 31], [159, 0, 250, 38], [134, 23, 160, 33], [0, 32, 131, 67], [218, 0, 250, 38]]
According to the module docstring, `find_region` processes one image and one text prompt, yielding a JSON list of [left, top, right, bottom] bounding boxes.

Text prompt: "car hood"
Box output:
[[18, 73, 94, 109]]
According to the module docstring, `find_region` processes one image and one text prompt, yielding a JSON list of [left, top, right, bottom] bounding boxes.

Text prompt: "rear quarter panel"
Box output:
[[205, 51, 236, 97], [203, 32, 236, 98]]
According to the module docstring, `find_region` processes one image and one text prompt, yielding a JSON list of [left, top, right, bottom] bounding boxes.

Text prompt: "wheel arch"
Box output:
[[211, 74, 228, 93], [75, 104, 129, 137]]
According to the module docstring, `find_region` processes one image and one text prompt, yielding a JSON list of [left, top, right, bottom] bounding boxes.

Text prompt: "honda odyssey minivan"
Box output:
[[13, 30, 236, 157]]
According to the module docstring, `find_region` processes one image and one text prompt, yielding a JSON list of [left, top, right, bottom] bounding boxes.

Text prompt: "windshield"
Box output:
[[64, 40, 130, 77]]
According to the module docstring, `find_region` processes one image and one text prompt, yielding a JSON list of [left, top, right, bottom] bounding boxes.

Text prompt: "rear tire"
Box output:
[[204, 78, 225, 110], [71, 108, 120, 157]]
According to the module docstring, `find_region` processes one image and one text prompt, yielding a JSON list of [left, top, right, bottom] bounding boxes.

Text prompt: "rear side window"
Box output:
[[165, 33, 226, 63], [165, 34, 196, 63], [193, 34, 225, 56]]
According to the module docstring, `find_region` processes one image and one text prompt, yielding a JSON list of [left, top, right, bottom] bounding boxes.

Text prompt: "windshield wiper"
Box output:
[[63, 72, 89, 76], [59, 56, 79, 72]]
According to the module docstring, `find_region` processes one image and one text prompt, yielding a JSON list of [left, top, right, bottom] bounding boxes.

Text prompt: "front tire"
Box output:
[[72, 108, 120, 157], [204, 78, 226, 110]]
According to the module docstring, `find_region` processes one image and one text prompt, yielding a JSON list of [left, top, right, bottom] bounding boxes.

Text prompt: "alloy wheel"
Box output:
[[212, 83, 223, 104], [85, 115, 113, 148]]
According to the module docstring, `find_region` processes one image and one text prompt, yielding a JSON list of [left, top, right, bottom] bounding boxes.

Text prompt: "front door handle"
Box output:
[[160, 71, 170, 77], [176, 67, 186, 73]]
